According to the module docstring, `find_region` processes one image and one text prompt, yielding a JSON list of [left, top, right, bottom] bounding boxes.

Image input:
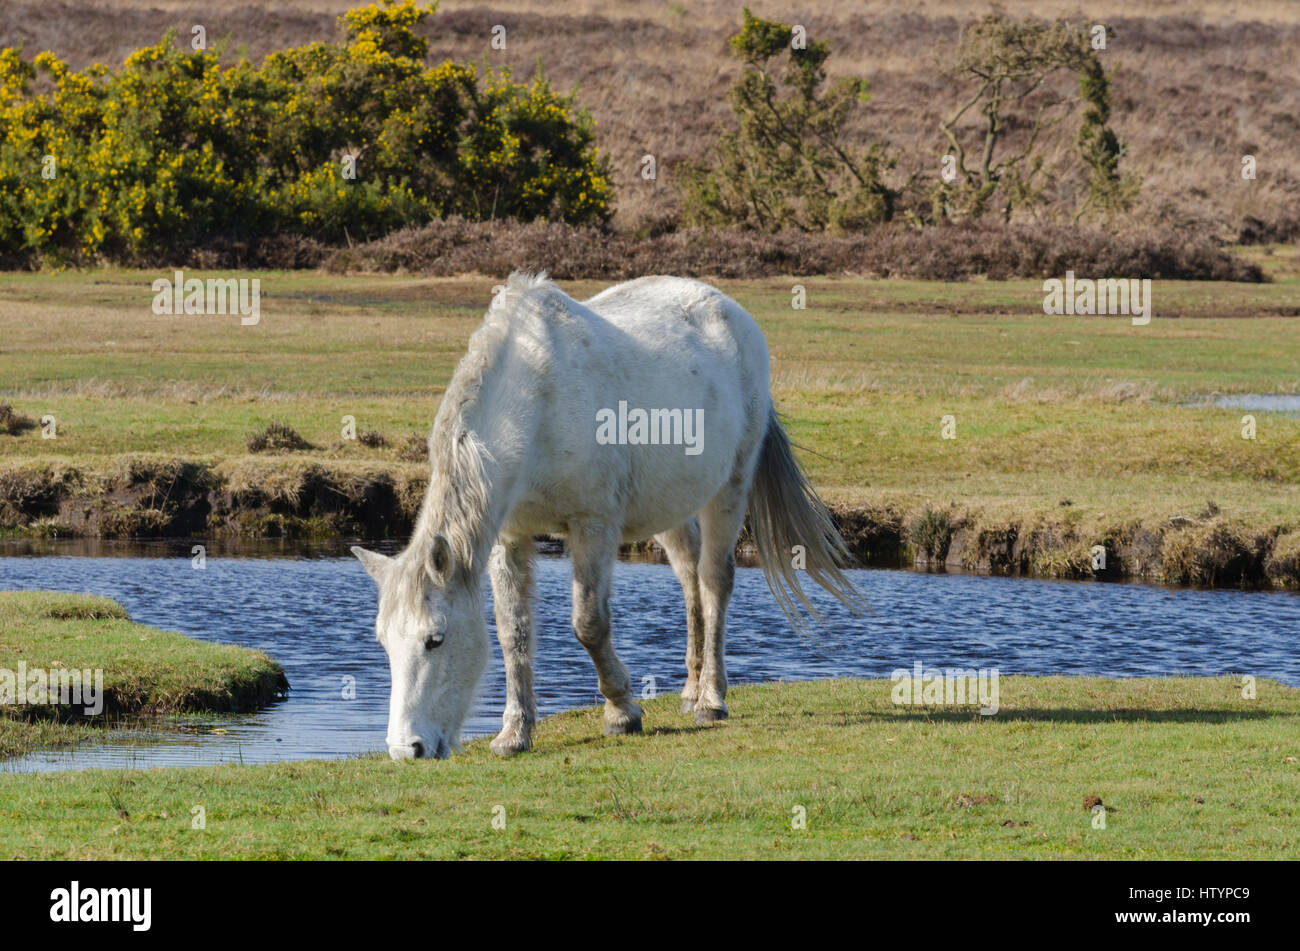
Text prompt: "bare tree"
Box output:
[[936, 15, 1134, 223]]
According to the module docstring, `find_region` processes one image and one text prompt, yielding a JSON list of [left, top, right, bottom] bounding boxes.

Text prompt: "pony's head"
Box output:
[[353, 536, 488, 760]]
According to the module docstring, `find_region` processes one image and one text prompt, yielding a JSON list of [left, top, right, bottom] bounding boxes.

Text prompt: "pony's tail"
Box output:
[[747, 406, 867, 635]]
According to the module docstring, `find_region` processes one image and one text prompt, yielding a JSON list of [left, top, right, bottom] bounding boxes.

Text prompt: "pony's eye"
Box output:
[[424, 634, 443, 650]]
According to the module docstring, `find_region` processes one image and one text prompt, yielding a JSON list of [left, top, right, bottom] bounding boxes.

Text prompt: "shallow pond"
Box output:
[[1, 539, 1296, 772], [1186, 393, 1300, 415]]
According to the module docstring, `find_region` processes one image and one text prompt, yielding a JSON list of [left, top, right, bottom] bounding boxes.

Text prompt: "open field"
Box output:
[[1, 266, 1298, 583], [1, 676, 1296, 859], [0, 592, 287, 757]]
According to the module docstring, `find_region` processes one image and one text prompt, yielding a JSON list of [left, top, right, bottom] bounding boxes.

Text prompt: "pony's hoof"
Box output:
[[694, 704, 728, 723], [490, 732, 531, 756], [604, 703, 643, 736], [680, 698, 696, 714], [604, 719, 642, 736]]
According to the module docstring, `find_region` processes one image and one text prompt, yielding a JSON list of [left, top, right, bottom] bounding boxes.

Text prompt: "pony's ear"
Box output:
[[351, 546, 393, 582], [425, 534, 452, 585]]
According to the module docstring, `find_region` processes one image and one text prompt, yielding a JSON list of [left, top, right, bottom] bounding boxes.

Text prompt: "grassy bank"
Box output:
[[0, 676, 1296, 859], [1, 268, 1298, 584], [0, 591, 287, 758]]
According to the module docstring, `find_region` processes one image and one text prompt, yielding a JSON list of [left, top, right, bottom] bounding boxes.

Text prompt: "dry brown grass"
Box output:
[[1266, 529, 1300, 588], [245, 420, 314, 454], [1157, 519, 1271, 586]]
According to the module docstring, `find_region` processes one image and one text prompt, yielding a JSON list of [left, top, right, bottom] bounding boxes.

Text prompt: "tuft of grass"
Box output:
[[0, 466, 64, 530], [1266, 530, 1300, 589], [0, 676, 1295, 859], [358, 429, 386, 449], [1158, 520, 1267, 587], [39, 594, 129, 621], [97, 506, 170, 538], [0, 403, 36, 436], [396, 433, 429, 463], [911, 508, 953, 563], [246, 420, 314, 454]]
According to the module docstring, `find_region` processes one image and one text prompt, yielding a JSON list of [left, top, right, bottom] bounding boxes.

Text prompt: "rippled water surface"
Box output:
[[1, 540, 1296, 771]]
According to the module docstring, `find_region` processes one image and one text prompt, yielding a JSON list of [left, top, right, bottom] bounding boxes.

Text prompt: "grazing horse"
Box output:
[[353, 272, 864, 760]]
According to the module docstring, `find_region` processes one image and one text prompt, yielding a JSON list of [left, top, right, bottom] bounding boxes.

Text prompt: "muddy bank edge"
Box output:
[[1, 458, 1296, 589]]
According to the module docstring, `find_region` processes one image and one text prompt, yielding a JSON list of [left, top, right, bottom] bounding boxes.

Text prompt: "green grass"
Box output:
[[0, 676, 1295, 859], [0, 591, 287, 757], [1, 266, 1296, 529]]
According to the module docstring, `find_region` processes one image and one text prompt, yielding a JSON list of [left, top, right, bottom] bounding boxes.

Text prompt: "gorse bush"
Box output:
[[0, 0, 611, 264]]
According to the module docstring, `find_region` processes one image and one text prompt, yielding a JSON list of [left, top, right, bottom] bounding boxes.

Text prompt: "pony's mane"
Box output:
[[408, 271, 556, 578]]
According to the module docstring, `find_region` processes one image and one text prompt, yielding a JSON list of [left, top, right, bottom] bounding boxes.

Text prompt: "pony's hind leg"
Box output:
[[489, 537, 536, 756], [570, 521, 643, 736], [694, 478, 749, 723], [655, 518, 704, 714]]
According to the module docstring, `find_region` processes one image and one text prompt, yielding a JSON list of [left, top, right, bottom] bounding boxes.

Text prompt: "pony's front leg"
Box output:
[[489, 538, 536, 756], [570, 521, 642, 736]]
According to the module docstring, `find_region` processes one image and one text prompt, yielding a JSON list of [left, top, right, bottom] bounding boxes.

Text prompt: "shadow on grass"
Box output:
[[840, 707, 1289, 724]]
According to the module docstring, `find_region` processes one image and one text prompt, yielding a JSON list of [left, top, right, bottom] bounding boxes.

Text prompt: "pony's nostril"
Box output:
[[411, 741, 425, 758]]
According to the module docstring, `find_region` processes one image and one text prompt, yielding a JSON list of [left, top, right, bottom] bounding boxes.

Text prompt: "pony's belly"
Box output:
[[503, 458, 732, 543], [618, 469, 734, 540], [500, 498, 571, 538]]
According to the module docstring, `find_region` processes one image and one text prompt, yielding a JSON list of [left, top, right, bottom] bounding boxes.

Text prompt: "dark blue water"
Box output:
[[1, 543, 1296, 771]]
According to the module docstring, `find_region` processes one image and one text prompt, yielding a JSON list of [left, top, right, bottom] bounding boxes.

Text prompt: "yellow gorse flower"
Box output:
[[0, 0, 609, 262]]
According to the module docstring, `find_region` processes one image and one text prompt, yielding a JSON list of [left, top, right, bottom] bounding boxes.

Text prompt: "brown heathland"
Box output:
[[3, 0, 1297, 242]]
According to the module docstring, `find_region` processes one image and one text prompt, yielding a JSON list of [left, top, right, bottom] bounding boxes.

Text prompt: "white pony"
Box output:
[[353, 273, 863, 760]]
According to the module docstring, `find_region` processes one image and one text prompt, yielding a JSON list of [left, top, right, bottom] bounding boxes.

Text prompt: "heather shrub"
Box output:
[[321, 217, 1263, 282]]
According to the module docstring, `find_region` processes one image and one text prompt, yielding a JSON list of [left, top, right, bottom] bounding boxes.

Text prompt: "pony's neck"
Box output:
[[408, 316, 529, 578], [410, 421, 500, 580]]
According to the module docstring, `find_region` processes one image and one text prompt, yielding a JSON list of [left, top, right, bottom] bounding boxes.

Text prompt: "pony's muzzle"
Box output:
[[388, 734, 449, 760], [389, 740, 424, 760]]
